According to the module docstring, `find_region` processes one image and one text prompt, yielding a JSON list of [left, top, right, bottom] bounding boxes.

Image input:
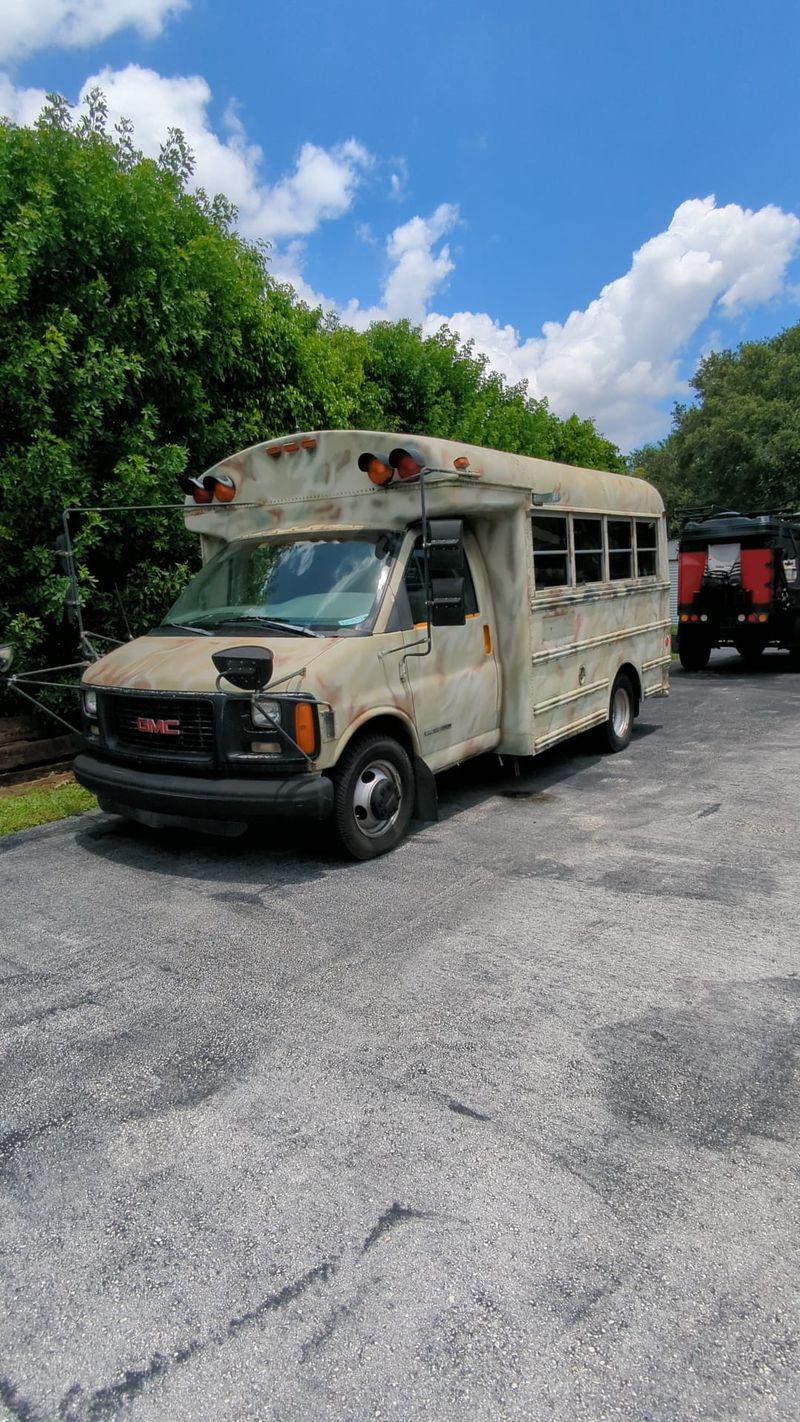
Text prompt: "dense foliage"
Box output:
[[0, 95, 622, 704], [631, 326, 800, 530]]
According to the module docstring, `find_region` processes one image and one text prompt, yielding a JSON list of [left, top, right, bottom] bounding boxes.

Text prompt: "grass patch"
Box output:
[[0, 777, 96, 836]]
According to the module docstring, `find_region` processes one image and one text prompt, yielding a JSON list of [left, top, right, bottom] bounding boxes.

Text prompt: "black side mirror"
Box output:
[[425, 519, 466, 626], [212, 645, 274, 691]]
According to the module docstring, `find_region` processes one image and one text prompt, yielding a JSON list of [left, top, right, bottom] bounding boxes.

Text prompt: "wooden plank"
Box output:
[[0, 716, 43, 746], [0, 760, 76, 789], [0, 734, 80, 773]]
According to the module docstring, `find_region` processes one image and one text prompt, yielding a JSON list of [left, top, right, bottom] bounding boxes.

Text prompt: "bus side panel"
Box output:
[[530, 583, 670, 754]]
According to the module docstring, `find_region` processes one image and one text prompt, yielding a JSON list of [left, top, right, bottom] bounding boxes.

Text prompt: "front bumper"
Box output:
[[74, 752, 334, 829]]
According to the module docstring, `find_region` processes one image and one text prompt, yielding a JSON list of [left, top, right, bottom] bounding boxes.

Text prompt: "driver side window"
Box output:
[[403, 537, 478, 625]]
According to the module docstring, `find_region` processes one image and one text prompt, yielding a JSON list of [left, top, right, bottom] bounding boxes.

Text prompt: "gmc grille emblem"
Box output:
[[136, 716, 181, 736]]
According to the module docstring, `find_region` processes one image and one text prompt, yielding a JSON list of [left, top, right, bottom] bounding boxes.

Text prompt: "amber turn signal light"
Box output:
[[294, 702, 316, 755]]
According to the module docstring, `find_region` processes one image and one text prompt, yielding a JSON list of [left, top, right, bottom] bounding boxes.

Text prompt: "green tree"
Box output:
[[0, 93, 624, 712], [356, 320, 622, 469], [0, 93, 324, 696], [632, 325, 800, 527]]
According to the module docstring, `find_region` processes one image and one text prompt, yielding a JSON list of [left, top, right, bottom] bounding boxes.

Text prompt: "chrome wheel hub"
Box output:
[[612, 685, 632, 740], [352, 760, 402, 837]]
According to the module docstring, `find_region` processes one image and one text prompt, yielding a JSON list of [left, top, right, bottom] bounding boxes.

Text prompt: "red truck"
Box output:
[[677, 510, 800, 669]]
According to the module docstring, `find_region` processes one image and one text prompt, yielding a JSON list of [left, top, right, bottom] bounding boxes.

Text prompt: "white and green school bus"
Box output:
[[75, 431, 670, 857]]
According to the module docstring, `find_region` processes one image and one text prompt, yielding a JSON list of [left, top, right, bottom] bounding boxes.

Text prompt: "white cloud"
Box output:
[[254, 137, 371, 240], [422, 197, 800, 449], [355, 222, 377, 246], [3, 56, 796, 453], [270, 203, 459, 330], [0, 73, 48, 125], [87, 66, 370, 242], [340, 203, 459, 327], [388, 158, 408, 202], [0, 65, 373, 247], [274, 194, 800, 450], [0, 0, 186, 63]]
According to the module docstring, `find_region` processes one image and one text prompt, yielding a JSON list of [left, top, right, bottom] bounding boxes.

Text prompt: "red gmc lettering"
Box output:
[[135, 716, 181, 736]]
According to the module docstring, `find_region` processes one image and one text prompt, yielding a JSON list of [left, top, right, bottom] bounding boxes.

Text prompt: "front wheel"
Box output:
[[596, 673, 635, 753], [333, 733, 414, 860]]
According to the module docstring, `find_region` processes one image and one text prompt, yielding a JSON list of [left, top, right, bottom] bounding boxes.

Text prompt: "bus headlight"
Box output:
[[83, 687, 98, 717], [252, 698, 281, 729]]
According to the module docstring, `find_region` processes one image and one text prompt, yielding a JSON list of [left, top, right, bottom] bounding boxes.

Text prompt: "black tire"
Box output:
[[596, 673, 635, 753], [678, 631, 711, 671], [333, 733, 414, 860]]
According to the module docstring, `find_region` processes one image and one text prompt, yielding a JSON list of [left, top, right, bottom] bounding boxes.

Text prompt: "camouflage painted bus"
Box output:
[[74, 431, 670, 858]]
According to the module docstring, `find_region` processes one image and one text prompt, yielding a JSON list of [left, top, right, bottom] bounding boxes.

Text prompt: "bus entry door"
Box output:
[[402, 537, 501, 768]]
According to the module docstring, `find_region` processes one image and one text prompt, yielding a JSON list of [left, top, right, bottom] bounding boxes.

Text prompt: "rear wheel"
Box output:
[[333, 733, 414, 860], [734, 632, 767, 665], [678, 630, 711, 671], [596, 673, 635, 753]]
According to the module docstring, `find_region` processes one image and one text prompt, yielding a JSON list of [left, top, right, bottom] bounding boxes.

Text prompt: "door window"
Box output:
[[404, 538, 478, 624]]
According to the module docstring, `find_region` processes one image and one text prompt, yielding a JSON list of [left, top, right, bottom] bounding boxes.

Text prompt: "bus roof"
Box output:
[[185, 429, 664, 538]]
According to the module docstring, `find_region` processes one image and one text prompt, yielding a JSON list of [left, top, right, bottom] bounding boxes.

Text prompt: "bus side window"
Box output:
[[635, 520, 658, 577], [405, 538, 479, 623], [532, 516, 569, 588], [574, 518, 603, 584], [608, 519, 633, 579]]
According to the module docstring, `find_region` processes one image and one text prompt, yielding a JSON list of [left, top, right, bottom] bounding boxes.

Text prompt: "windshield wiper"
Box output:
[[153, 622, 213, 636], [201, 615, 319, 639]]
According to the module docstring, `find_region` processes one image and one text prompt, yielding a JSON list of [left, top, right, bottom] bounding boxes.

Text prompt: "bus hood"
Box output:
[[82, 633, 336, 694]]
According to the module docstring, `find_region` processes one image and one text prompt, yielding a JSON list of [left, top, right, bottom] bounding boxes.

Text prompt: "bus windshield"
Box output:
[[161, 532, 400, 635]]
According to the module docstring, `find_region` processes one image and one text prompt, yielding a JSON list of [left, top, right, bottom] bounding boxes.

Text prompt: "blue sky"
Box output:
[[2, 0, 799, 450]]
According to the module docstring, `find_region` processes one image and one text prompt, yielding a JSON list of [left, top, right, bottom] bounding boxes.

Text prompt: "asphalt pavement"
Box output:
[[2, 652, 800, 1421]]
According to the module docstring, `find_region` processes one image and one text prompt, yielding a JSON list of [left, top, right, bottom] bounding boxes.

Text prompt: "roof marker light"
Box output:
[[283, 441, 300, 454], [389, 447, 423, 482], [213, 474, 236, 502], [266, 445, 282, 458], [178, 474, 214, 504], [358, 452, 393, 486], [453, 456, 470, 471], [301, 437, 318, 451]]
